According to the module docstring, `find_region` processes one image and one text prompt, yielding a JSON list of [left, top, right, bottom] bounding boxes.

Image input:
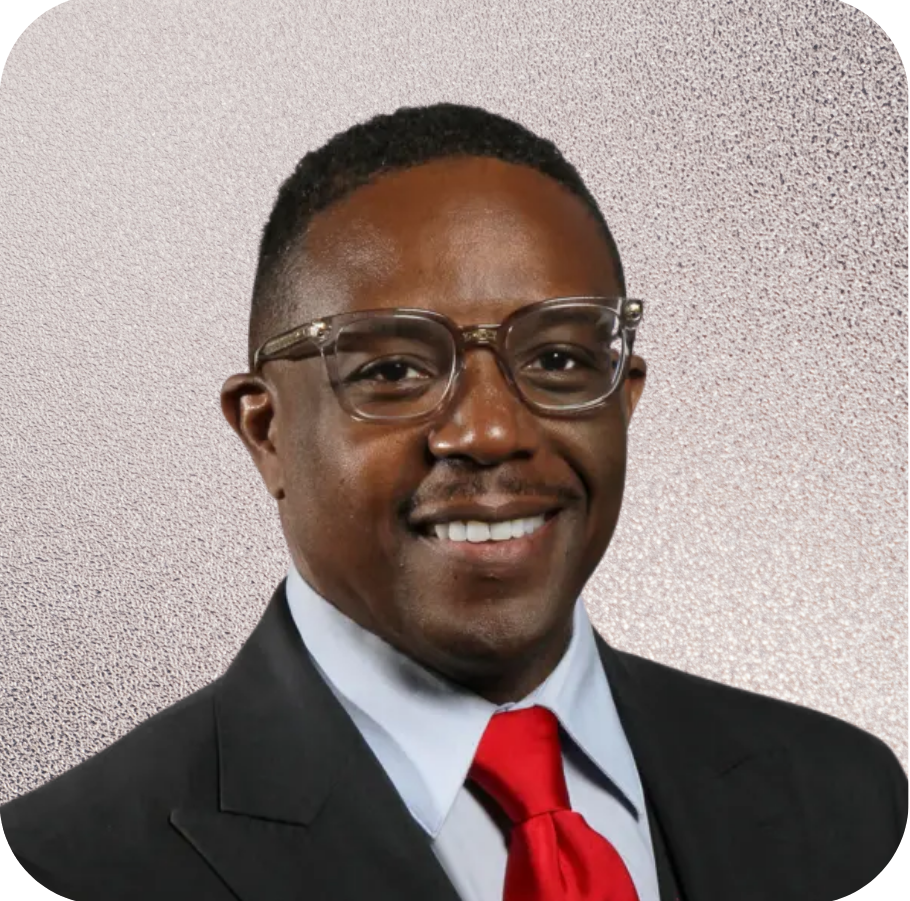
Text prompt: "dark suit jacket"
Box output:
[[2, 580, 906, 901]]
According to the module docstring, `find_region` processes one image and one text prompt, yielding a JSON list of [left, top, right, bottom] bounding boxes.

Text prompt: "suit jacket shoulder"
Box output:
[[604, 644, 907, 898], [2, 681, 227, 899], [619, 645, 906, 796]]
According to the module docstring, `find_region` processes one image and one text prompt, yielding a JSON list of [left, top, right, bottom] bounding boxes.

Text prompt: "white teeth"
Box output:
[[432, 515, 547, 542], [466, 521, 490, 542]]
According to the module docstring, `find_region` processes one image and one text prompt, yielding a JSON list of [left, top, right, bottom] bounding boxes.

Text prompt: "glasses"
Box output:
[[252, 296, 644, 423]]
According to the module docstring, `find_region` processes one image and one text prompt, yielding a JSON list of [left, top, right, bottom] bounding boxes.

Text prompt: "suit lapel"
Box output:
[[596, 635, 812, 901], [171, 582, 463, 901]]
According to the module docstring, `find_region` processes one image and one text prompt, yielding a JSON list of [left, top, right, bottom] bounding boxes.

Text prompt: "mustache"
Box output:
[[401, 471, 584, 518]]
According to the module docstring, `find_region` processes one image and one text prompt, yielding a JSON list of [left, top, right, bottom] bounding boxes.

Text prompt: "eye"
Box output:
[[350, 358, 432, 383], [525, 347, 591, 372]]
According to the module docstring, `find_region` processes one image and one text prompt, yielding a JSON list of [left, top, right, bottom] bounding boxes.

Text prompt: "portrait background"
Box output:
[[0, 0, 905, 802]]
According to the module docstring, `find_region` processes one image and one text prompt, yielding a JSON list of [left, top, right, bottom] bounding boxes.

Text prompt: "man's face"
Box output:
[[223, 157, 646, 701]]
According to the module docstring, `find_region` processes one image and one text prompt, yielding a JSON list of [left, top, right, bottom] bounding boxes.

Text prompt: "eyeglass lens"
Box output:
[[332, 303, 623, 419]]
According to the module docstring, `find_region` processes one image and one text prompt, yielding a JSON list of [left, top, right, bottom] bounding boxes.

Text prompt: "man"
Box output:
[[2, 103, 905, 901]]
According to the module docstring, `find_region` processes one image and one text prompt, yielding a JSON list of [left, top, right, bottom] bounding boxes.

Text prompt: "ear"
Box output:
[[623, 354, 647, 422], [220, 372, 286, 500]]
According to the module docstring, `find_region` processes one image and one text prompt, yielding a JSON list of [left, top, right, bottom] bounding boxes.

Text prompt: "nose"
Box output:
[[427, 349, 541, 466]]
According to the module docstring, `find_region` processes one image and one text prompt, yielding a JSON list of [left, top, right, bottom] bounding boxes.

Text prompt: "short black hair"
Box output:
[[248, 102, 625, 369]]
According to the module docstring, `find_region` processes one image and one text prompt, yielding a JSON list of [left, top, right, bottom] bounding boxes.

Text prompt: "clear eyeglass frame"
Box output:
[[251, 295, 644, 423]]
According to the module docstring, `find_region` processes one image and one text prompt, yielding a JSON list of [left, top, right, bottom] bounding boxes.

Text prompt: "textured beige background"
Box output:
[[0, 0, 906, 803]]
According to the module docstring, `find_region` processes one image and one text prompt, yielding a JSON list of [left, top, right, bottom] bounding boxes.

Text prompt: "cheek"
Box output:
[[591, 425, 629, 545], [590, 418, 628, 501], [551, 413, 628, 492], [548, 415, 628, 545], [285, 409, 424, 546]]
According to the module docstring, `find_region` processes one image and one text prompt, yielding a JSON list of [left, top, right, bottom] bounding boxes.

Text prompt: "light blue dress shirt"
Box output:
[[285, 563, 661, 901]]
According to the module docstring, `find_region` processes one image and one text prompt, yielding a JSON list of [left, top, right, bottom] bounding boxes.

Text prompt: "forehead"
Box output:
[[289, 157, 621, 324]]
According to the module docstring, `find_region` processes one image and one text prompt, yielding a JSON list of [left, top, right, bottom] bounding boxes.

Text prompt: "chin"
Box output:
[[408, 593, 567, 680]]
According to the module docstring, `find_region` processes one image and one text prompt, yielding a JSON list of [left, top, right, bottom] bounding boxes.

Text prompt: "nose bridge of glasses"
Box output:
[[461, 324, 500, 347], [455, 323, 512, 378], [457, 323, 515, 382], [449, 323, 526, 417]]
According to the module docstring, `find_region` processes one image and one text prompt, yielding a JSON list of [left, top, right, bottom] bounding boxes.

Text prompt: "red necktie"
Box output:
[[469, 705, 640, 901]]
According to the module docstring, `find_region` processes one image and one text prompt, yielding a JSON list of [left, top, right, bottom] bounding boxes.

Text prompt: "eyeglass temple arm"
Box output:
[[252, 330, 322, 372]]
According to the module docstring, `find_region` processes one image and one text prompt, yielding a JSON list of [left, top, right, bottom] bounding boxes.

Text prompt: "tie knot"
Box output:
[[469, 706, 571, 824]]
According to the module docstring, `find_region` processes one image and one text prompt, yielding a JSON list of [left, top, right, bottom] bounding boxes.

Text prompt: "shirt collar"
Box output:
[[285, 563, 643, 836]]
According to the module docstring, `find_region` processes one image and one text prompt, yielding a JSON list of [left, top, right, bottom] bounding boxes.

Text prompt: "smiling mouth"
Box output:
[[423, 511, 558, 543], [410, 509, 562, 570]]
